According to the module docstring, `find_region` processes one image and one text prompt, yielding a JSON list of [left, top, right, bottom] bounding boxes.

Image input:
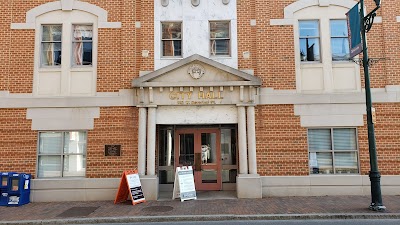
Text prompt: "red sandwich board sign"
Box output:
[[114, 170, 145, 205]]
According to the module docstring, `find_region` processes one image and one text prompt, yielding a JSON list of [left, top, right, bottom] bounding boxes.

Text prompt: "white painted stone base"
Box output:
[[30, 178, 120, 202], [262, 175, 400, 197], [29, 175, 400, 202], [140, 175, 159, 200], [236, 174, 262, 198]]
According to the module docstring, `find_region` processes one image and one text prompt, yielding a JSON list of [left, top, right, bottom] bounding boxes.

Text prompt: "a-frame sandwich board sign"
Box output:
[[114, 170, 145, 205], [172, 166, 197, 202]]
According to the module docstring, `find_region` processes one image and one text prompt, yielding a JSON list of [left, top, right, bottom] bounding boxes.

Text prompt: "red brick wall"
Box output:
[[8, 30, 35, 93], [359, 103, 400, 175], [1, 0, 400, 180], [0, 109, 37, 176], [86, 107, 138, 178], [1, 0, 155, 93], [0, 0, 11, 91], [379, 0, 400, 86], [256, 103, 400, 176], [255, 105, 309, 176], [0, 107, 138, 179]]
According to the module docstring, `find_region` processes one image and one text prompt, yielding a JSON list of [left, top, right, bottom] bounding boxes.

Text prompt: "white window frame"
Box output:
[[288, 1, 361, 93], [71, 24, 94, 67], [33, 10, 98, 96], [37, 131, 87, 178], [299, 20, 321, 62], [329, 19, 350, 61], [307, 127, 360, 175], [160, 21, 183, 58], [40, 24, 63, 67], [209, 20, 231, 57]]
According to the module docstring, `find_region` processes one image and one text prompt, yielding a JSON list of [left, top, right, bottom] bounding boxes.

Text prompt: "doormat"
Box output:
[[56, 206, 99, 218]]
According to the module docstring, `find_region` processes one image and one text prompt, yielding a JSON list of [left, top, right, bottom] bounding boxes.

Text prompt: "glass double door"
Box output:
[[174, 128, 221, 191]]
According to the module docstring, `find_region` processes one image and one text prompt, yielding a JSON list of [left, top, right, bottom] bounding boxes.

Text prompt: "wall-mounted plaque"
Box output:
[[105, 145, 121, 156]]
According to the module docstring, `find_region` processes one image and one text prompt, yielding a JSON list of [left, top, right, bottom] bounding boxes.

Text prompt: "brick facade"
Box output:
[[0, 0, 399, 184]]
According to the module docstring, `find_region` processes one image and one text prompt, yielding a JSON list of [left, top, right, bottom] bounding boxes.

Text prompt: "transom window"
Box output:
[[330, 20, 350, 61], [299, 20, 320, 62], [41, 25, 62, 66], [308, 128, 359, 175], [37, 131, 87, 178], [161, 22, 182, 57], [210, 21, 230, 56]]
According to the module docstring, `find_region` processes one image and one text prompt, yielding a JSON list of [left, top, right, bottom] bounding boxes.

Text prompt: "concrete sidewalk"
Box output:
[[0, 195, 399, 224]]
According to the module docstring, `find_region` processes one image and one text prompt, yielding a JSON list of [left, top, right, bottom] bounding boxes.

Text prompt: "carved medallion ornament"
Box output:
[[188, 64, 205, 79]]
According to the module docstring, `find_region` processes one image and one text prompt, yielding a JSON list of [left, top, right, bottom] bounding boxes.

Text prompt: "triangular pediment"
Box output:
[[132, 54, 261, 87]]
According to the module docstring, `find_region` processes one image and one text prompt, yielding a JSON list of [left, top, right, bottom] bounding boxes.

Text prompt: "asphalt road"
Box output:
[[79, 219, 400, 225]]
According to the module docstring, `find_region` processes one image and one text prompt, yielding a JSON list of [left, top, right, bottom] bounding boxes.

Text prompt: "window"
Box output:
[[161, 22, 182, 57], [72, 25, 93, 66], [210, 21, 230, 56], [37, 131, 87, 178], [330, 20, 350, 61], [308, 128, 359, 175], [41, 25, 62, 66], [299, 20, 320, 62]]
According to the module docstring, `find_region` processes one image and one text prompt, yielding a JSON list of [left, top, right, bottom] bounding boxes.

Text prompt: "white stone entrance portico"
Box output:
[[132, 54, 262, 199]]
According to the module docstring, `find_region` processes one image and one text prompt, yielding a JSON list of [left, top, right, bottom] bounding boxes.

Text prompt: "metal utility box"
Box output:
[[0, 190, 8, 206], [6, 173, 31, 206]]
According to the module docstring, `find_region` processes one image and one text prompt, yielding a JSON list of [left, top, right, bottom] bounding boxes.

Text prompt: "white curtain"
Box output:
[[73, 25, 92, 65]]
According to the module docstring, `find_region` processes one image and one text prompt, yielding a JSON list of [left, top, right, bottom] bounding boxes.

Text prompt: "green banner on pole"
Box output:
[[346, 3, 362, 58]]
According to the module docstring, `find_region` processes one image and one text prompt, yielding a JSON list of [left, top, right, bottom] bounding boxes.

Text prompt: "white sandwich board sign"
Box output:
[[172, 166, 197, 202]]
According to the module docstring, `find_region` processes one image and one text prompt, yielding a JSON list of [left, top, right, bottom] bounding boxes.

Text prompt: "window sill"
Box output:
[[332, 61, 357, 67], [160, 57, 183, 60], [39, 67, 62, 72], [70, 66, 93, 72], [210, 56, 232, 59], [300, 62, 323, 68]]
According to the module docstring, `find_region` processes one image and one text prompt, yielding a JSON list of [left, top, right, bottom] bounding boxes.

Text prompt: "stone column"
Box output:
[[138, 107, 147, 175], [247, 106, 257, 174], [146, 107, 157, 176], [237, 106, 248, 174]]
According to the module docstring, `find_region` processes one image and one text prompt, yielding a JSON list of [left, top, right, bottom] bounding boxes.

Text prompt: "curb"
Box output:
[[1, 213, 400, 225]]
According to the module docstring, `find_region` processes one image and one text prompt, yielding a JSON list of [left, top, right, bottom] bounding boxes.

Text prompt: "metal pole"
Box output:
[[359, 0, 385, 211]]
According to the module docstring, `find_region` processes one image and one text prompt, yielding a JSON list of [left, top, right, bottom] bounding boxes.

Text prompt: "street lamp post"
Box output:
[[359, 0, 386, 211]]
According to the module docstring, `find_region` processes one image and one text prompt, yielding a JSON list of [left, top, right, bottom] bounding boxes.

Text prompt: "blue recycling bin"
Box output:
[[6, 173, 31, 206]]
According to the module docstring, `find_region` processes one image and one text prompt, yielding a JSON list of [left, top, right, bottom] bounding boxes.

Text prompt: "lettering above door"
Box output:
[[169, 90, 224, 105]]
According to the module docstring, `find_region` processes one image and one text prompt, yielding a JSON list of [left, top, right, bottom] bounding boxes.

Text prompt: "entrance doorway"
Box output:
[[175, 128, 221, 190], [157, 125, 238, 192]]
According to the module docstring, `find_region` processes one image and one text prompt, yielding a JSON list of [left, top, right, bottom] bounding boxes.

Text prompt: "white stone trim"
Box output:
[[10, 23, 35, 29], [156, 105, 238, 124], [27, 107, 100, 130], [11, 0, 121, 29], [0, 90, 135, 108], [270, 0, 357, 25], [300, 115, 363, 127], [294, 104, 365, 127], [269, 19, 294, 26], [283, 0, 358, 19], [3, 86, 400, 108], [374, 16, 382, 23], [294, 104, 365, 116], [259, 86, 400, 105], [61, 0, 73, 10], [397, 16, 400, 22], [99, 22, 122, 29]]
